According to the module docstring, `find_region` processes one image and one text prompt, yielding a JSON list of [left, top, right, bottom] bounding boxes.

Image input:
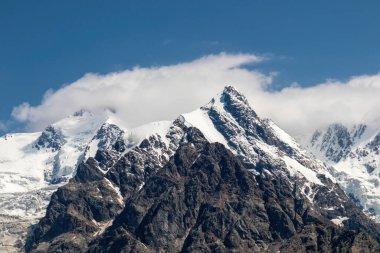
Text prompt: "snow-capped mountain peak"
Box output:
[[0, 109, 127, 251], [0, 109, 113, 193], [219, 85, 253, 112], [2, 86, 380, 251], [184, 85, 332, 188], [307, 123, 367, 163], [24, 86, 380, 252], [303, 122, 380, 221]]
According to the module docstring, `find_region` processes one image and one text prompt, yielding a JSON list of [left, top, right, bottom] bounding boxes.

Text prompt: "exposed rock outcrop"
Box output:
[[28, 129, 380, 252]]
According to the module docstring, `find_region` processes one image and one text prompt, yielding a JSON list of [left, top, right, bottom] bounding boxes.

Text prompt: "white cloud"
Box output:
[[11, 53, 269, 131], [252, 74, 380, 137], [0, 121, 7, 132], [10, 53, 380, 138]]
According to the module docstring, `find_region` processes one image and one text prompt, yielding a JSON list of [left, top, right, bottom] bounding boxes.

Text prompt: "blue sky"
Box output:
[[1, 1, 380, 134]]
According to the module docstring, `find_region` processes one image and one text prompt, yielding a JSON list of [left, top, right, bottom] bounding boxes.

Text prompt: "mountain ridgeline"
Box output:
[[28, 128, 380, 252], [1, 86, 380, 252], [305, 123, 380, 222]]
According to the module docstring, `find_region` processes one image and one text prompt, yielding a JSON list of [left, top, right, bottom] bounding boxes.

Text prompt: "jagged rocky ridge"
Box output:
[[26, 120, 187, 252], [0, 110, 114, 251], [0, 109, 172, 251], [25, 86, 380, 252], [306, 123, 380, 221], [27, 128, 380, 252], [307, 123, 367, 163]]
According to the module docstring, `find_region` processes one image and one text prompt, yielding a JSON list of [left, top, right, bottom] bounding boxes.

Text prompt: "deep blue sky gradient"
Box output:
[[1, 1, 380, 132]]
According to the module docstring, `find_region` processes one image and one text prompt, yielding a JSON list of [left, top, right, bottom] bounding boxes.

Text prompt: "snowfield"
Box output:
[[1, 86, 379, 251], [303, 123, 380, 221]]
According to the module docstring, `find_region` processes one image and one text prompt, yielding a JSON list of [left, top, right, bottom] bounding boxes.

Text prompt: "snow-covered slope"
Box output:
[[304, 123, 367, 163], [179, 88, 376, 233], [1, 85, 374, 251], [182, 86, 330, 186], [304, 123, 380, 221], [0, 109, 180, 251], [0, 110, 117, 251], [0, 110, 109, 193]]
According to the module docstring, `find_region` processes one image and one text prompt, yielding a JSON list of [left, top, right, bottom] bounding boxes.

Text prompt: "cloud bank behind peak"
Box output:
[[10, 53, 380, 137]]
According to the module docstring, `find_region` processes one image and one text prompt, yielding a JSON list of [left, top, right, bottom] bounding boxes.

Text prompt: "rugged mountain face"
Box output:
[[28, 128, 380, 252], [305, 123, 380, 221], [0, 110, 113, 251], [91, 140, 380, 253], [24, 86, 380, 252], [306, 123, 367, 163], [3, 85, 380, 252], [0, 109, 172, 251], [25, 120, 189, 252]]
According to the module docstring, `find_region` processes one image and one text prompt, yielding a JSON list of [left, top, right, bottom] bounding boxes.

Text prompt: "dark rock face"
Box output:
[[309, 123, 367, 163], [26, 158, 125, 252], [25, 122, 188, 252], [28, 137, 380, 252], [85, 123, 127, 172], [89, 142, 380, 253], [25, 87, 380, 252], [205, 87, 293, 167], [35, 126, 66, 151], [95, 124, 125, 151]]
